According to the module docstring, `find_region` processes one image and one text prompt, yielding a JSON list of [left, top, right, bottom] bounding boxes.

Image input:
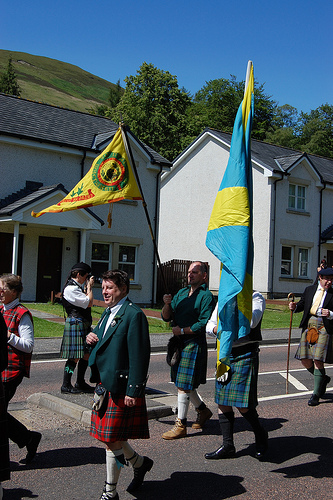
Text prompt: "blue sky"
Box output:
[[1, 0, 332, 113]]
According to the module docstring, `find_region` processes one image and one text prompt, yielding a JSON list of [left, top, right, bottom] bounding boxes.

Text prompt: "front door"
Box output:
[[36, 236, 63, 302]]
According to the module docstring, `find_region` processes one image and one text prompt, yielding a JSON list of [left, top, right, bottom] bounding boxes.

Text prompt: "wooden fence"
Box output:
[[156, 259, 209, 304]]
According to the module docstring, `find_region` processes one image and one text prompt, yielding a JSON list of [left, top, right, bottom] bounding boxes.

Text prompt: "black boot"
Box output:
[[75, 358, 94, 393], [242, 408, 268, 458], [61, 359, 81, 393], [205, 411, 235, 459]]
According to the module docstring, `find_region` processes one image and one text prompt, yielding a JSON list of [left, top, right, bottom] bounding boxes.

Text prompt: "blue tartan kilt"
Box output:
[[90, 392, 149, 443], [60, 317, 91, 359], [0, 379, 10, 482], [171, 338, 207, 390], [215, 350, 259, 408]]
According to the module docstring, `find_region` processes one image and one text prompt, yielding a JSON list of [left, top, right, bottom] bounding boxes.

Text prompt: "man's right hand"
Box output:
[[163, 294, 172, 305], [289, 302, 296, 311]]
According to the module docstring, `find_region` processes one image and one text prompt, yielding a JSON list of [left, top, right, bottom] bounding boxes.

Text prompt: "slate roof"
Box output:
[[179, 128, 333, 185], [0, 93, 172, 167], [0, 181, 104, 224]]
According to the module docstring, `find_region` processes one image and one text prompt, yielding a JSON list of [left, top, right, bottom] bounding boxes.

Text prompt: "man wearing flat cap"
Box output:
[[289, 267, 333, 406], [60, 262, 95, 393]]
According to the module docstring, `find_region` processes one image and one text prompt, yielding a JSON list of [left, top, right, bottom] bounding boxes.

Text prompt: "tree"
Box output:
[[0, 58, 20, 96], [190, 76, 276, 140], [108, 79, 123, 108], [297, 104, 333, 158], [265, 104, 300, 149], [112, 62, 192, 160]]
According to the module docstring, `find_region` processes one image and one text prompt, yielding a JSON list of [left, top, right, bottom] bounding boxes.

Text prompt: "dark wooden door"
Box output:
[[36, 236, 63, 302]]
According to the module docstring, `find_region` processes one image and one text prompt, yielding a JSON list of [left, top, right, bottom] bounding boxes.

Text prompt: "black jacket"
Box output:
[[295, 284, 333, 334]]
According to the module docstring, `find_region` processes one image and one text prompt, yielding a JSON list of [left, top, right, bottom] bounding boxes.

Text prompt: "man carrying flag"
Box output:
[[204, 62, 268, 459]]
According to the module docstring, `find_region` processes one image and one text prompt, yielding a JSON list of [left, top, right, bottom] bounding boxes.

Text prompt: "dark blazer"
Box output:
[[88, 298, 150, 398], [295, 284, 333, 334]]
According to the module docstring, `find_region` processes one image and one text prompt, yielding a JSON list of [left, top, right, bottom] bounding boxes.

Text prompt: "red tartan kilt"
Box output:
[[90, 392, 149, 443]]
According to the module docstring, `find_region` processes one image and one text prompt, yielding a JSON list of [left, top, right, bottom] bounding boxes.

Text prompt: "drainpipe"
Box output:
[[151, 165, 163, 306], [318, 182, 326, 264], [79, 150, 87, 264], [12, 222, 20, 274], [80, 150, 86, 178], [269, 174, 284, 298]]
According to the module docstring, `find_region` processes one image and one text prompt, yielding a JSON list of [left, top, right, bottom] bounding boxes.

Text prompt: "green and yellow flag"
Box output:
[[31, 127, 142, 218]]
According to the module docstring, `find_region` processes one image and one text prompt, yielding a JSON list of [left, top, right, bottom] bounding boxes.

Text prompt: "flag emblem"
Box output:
[[92, 152, 129, 191]]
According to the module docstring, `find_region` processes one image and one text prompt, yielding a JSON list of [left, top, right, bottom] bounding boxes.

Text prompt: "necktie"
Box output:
[[98, 308, 111, 334], [310, 288, 325, 316]]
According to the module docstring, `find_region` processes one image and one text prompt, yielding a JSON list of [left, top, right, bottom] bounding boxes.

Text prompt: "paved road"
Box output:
[[4, 342, 333, 500]]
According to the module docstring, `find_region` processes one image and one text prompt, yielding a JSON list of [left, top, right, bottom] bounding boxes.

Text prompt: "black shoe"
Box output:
[[100, 485, 119, 500], [205, 445, 236, 460], [25, 431, 42, 463], [308, 394, 320, 406], [319, 376, 331, 398], [61, 384, 82, 394], [126, 456, 154, 493], [255, 428, 268, 459], [75, 381, 95, 393]]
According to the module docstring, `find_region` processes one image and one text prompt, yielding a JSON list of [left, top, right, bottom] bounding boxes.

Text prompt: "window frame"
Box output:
[[91, 242, 112, 283], [281, 245, 293, 277], [118, 244, 138, 283], [288, 183, 306, 211]]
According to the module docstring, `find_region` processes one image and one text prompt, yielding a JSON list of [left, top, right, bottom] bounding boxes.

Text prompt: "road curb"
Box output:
[[27, 392, 174, 425]]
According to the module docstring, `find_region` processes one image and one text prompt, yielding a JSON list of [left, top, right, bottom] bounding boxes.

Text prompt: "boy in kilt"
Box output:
[[0, 274, 41, 465], [205, 292, 268, 460], [289, 267, 333, 406], [86, 270, 152, 500], [161, 261, 215, 439], [60, 262, 95, 393]]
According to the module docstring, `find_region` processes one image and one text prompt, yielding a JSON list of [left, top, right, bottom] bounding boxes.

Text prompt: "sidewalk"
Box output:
[[26, 308, 301, 426]]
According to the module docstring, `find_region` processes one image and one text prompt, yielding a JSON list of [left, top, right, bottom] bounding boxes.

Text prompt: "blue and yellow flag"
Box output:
[[206, 62, 254, 371], [31, 126, 142, 217]]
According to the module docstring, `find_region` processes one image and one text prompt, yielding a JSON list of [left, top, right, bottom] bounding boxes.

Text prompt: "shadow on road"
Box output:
[[133, 471, 246, 500], [10, 446, 105, 471]]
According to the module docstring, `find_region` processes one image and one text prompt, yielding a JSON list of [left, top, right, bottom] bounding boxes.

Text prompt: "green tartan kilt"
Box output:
[[215, 350, 259, 408], [295, 328, 333, 363], [171, 338, 207, 390], [60, 317, 91, 359]]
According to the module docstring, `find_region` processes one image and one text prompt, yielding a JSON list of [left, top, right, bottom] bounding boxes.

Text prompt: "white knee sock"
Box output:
[[121, 441, 144, 468], [105, 449, 123, 496], [178, 392, 190, 420], [189, 389, 203, 409]]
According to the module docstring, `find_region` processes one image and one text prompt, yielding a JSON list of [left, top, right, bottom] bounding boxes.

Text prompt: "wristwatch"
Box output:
[[180, 328, 184, 335]]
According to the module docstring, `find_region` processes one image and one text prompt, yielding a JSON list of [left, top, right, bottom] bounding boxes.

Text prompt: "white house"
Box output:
[[158, 128, 333, 298], [0, 94, 171, 304]]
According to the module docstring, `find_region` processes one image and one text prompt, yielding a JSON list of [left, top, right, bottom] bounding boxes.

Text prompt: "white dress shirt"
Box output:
[[3, 298, 34, 353]]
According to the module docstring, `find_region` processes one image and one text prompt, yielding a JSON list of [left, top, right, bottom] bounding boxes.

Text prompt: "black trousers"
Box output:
[[3, 373, 31, 448]]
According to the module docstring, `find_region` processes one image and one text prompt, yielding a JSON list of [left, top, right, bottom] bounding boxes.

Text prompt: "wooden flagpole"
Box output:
[[120, 124, 168, 293]]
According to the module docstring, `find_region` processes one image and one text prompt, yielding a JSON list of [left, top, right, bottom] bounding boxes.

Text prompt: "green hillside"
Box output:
[[0, 49, 117, 113]]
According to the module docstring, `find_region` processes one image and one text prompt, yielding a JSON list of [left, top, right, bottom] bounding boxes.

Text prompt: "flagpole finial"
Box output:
[[245, 61, 253, 94]]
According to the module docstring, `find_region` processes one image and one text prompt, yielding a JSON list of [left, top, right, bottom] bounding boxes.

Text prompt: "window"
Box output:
[[298, 248, 309, 277], [288, 184, 306, 210], [281, 244, 310, 278], [91, 243, 111, 282], [118, 245, 137, 282], [281, 246, 292, 276]]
